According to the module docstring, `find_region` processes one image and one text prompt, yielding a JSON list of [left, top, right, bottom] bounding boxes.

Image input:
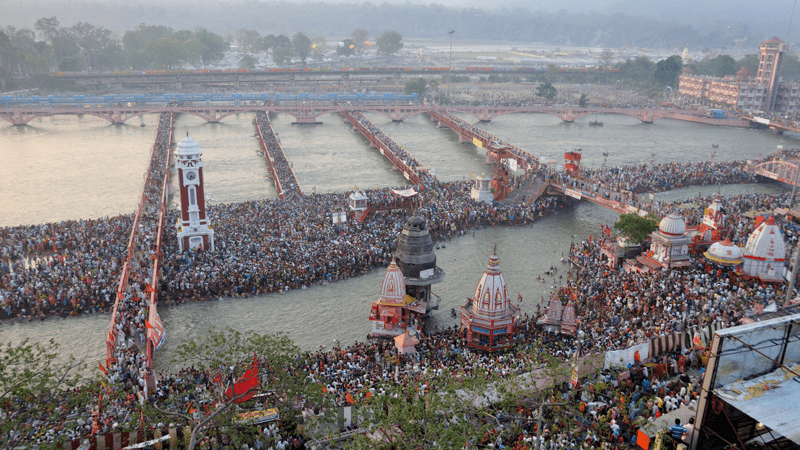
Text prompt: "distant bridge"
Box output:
[[0, 99, 712, 126], [750, 159, 800, 186]]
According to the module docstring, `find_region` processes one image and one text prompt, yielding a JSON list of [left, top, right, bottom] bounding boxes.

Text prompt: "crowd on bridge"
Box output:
[[255, 111, 302, 199]]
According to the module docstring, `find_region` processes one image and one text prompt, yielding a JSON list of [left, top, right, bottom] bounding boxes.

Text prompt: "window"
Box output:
[[189, 186, 197, 206], [768, 54, 774, 62]]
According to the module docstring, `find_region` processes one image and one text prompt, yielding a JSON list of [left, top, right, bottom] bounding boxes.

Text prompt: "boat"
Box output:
[[589, 120, 603, 127], [140, 122, 146, 127]]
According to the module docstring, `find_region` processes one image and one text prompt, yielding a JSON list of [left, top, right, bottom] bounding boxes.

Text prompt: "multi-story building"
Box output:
[[678, 38, 800, 114]]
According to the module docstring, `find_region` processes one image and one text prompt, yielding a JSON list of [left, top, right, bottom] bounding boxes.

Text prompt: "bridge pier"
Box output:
[[458, 134, 469, 144], [292, 116, 322, 125]]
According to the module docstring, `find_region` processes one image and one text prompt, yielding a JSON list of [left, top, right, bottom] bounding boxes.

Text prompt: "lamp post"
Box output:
[[448, 30, 455, 104]]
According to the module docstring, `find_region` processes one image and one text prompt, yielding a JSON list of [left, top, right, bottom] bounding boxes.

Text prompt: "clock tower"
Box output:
[[175, 135, 214, 252]]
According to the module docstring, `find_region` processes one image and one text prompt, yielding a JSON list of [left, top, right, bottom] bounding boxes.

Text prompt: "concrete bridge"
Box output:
[[0, 102, 712, 126]]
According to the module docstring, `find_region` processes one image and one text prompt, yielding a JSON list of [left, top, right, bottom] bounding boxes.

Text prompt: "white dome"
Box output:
[[175, 136, 202, 157], [472, 251, 510, 318], [379, 258, 406, 303], [659, 209, 687, 236], [704, 238, 743, 266], [744, 216, 786, 262]]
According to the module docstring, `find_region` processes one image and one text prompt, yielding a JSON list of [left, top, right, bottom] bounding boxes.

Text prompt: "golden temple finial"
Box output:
[[184, 125, 189, 137]]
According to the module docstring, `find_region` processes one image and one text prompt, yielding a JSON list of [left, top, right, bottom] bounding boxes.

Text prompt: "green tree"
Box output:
[[0, 338, 88, 449], [653, 55, 682, 88], [781, 52, 800, 80], [336, 38, 356, 57], [616, 56, 655, 83], [272, 34, 292, 65], [254, 34, 275, 54], [310, 36, 327, 59], [234, 28, 260, 53], [376, 30, 403, 55], [58, 55, 80, 71], [352, 28, 369, 53], [738, 54, 759, 76], [404, 77, 427, 97], [292, 32, 312, 63], [146, 327, 334, 450], [239, 54, 257, 69], [578, 92, 589, 107], [598, 49, 614, 68], [536, 81, 557, 100], [194, 28, 229, 63], [146, 37, 188, 69], [613, 212, 658, 245]]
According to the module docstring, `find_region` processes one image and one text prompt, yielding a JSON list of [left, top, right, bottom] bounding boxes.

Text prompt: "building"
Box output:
[[368, 258, 427, 338], [393, 212, 444, 313], [460, 248, 520, 351], [742, 216, 787, 282], [174, 135, 214, 252], [470, 174, 494, 204], [677, 38, 800, 113], [650, 209, 692, 269]]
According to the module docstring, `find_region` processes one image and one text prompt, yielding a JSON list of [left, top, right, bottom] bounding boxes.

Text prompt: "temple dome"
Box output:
[[659, 209, 687, 236], [704, 238, 743, 266], [379, 259, 406, 303], [472, 250, 510, 318], [175, 136, 201, 157], [744, 216, 786, 261]]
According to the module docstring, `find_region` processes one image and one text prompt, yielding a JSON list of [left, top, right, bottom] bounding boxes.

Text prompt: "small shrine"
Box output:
[[649, 208, 692, 269], [368, 258, 427, 338], [470, 174, 494, 204], [560, 301, 578, 335], [394, 331, 420, 355], [542, 296, 563, 331], [349, 191, 369, 221], [460, 247, 520, 352], [690, 195, 727, 250], [703, 238, 744, 268], [742, 216, 787, 283], [564, 147, 582, 173]]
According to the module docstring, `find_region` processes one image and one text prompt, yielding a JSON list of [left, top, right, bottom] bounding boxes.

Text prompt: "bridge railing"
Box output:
[[341, 110, 432, 185], [254, 111, 301, 199]]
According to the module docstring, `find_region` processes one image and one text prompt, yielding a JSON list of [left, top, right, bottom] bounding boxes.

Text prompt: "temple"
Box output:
[[742, 216, 787, 283], [460, 248, 520, 352], [368, 258, 427, 338], [393, 212, 444, 313]]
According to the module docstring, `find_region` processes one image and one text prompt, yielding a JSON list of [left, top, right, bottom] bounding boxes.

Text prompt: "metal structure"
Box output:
[[751, 159, 800, 187]]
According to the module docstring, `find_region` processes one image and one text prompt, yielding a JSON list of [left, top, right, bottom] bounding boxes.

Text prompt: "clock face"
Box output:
[[185, 171, 197, 181]]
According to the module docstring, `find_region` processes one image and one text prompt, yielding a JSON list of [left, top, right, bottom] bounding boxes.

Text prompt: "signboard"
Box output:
[[472, 137, 483, 149], [419, 268, 435, 279], [565, 189, 582, 200], [570, 364, 579, 388], [753, 117, 770, 125], [236, 408, 280, 425], [507, 159, 518, 171]]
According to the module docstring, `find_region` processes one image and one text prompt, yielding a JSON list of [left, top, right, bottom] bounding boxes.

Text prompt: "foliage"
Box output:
[[234, 29, 260, 53], [146, 327, 334, 450], [254, 34, 275, 54], [376, 30, 403, 56], [688, 54, 737, 78], [536, 81, 557, 100], [292, 32, 312, 63], [194, 29, 229, 63], [58, 55, 80, 71], [0, 338, 88, 449], [578, 92, 589, 107], [653, 55, 682, 88], [404, 77, 427, 97], [239, 55, 257, 69], [336, 38, 356, 57], [351, 29, 369, 53], [272, 34, 292, 65], [598, 49, 614, 68], [310, 36, 327, 59], [613, 212, 658, 245]]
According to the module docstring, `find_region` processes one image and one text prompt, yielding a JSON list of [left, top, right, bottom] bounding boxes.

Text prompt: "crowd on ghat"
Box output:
[[255, 111, 302, 199]]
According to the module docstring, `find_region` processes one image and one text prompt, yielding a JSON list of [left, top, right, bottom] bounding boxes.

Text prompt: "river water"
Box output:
[[0, 111, 793, 373]]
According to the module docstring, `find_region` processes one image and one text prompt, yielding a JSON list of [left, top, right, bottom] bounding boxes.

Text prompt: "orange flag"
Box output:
[[346, 392, 355, 404]]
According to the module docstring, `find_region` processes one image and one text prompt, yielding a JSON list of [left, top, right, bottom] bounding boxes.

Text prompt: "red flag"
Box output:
[[98, 362, 107, 374], [144, 320, 154, 329], [346, 392, 355, 404], [145, 283, 156, 293], [366, 391, 372, 400], [225, 356, 258, 403]]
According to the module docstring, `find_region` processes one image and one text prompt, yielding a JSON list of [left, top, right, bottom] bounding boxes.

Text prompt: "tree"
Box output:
[[336, 38, 356, 57], [598, 49, 614, 68], [145, 327, 334, 450], [292, 32, 311, 63], [0, 338, 88, 449], [253, 34, 275, 54], [234, 28, 260, 53], [536, 81, 557, 100], [613, 212, 658, 245], [653, 55, 682, 88], [404, 77, 427, 97], [376, 30, 403, 56], [194, 28, 229, 63], [58, 55, 80, 71], [578, 93, 589, 107], [351, 29, 369, 53], [239, 55, 257, 69], [738, 54, 759, 77], [146, 37, 188, 69], [272, 34, 292, 65], [310, 36, 327, 59]]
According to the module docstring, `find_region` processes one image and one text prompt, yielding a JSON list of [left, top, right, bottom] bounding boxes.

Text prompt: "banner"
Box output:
[[565, 189, 582, 200], [604, 342, 649, 369], [472, 137, 483, 148], [226, 355, 259, 403]]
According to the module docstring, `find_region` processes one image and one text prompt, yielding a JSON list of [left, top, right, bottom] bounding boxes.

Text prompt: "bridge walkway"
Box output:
[[254, 111, 302, 199], [341, 110, 434, 185]]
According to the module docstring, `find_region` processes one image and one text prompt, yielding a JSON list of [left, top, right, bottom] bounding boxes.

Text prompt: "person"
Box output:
[[669, 418, 687, 445], [682, 417, 695, 444]]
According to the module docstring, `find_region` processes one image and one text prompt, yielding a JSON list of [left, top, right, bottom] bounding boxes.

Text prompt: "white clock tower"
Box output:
[[175, 135, 214, 252]]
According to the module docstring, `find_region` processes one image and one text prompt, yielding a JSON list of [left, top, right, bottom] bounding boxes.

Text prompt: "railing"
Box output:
[[254, 111, 301, 199]]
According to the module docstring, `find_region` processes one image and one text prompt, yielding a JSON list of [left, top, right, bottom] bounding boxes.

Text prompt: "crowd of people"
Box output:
[[255, 111, 302, 199]]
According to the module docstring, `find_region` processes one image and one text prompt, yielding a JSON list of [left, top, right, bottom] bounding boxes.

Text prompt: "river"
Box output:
[[0, 110, 792, 373]]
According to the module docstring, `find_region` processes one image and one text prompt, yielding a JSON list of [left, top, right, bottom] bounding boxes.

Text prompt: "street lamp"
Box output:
[[448, 30, 455, 104]]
